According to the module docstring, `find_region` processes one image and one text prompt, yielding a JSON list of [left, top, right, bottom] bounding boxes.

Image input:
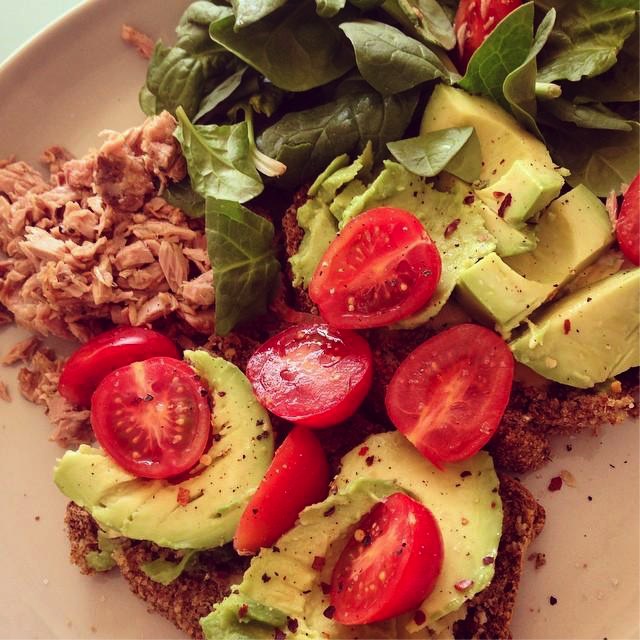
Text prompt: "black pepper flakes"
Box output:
[[463, 194, 475, 205], [323, 605, 336, 620], [272, 545, 281, 553], [320, 581, 331, 595], [460, 470, 472, 478], [482, 555, 495, 565], [323, 506, 336, 517], [261, 573, 271, 583], [549, 595, 558, 605], [365, 455, 375, 467], [413, 610, 426, 625], [256, 419, 264, 426], [143, 393, 154, 402], [217, 391, 226, 397]]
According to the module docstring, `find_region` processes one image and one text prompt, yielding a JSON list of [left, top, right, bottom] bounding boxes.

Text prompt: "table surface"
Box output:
[[0, 0, 83, 64]]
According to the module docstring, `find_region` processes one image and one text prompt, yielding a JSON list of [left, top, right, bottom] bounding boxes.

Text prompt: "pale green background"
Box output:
[[0, 0, 83, 63]]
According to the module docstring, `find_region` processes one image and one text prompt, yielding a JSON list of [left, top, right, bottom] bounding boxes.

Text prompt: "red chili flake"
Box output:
[[323, 605, 336, 619], [287, 617, 299, 633], [493, 191, 505, 198], [365, 455, 375, 467], [358, 446, 369, 456], [490, 501, 497, 509], [444, 218, 461, 238], [482, 556, 495, 565], [563, 318, 571, 334], [454, 579, 474, 592], [320, 581, 331, 595], [463, 194, 475, 205], [312, 556, 326, 571], [548, 476, 563, 492], [274, 630, 286, 640], [497, 193, 513, 218], [176, 487, 190, 506], [413, 610, 426, 625], [323, 506, 336, 517], [238, 604, 249, 619]]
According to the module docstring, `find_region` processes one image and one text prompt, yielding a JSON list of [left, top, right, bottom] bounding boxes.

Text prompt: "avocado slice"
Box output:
[[200, 432, 503, 639], [476, 201, 537, 257], [510, 269, 640, 388], [54, 352, 274, 550], [421, 85, 564, 224]]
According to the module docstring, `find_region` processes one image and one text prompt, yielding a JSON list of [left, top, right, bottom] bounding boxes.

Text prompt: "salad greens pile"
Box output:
[[140, 0, 639, 334]]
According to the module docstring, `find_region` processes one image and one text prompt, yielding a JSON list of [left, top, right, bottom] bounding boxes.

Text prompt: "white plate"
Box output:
[[0, 2, 637, 638]]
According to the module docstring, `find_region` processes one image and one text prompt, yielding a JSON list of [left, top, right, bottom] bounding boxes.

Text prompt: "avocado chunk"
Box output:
[[201, 432, 503, 639], [457, 252, 552, 337], [54, 352, 274, 550], [420, 85, 565, 223], [510, 269, 640, 388], [505, 185, 614, 285], [476, 200, 537, 257]]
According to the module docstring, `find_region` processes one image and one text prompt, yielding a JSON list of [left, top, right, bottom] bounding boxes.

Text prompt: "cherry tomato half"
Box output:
[[330, 492, 444, 625], [309, 208, 441, 329], [234, 426, 329, 555], [59, 327, 179, 407], [91, 357, 211, 479], [246, 323, 373, 428], [616, 172, 639, 265], [385, 324, 514, 467], [454, 0, 522, 71]]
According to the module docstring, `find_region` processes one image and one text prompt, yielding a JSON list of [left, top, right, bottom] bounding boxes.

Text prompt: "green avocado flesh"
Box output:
[[510, 269, 640, 388], [54, 352, 274, 550], [200, 432, 503, 639]]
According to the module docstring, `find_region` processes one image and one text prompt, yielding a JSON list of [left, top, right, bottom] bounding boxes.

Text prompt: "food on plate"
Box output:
[[1, 1, 638, 639]]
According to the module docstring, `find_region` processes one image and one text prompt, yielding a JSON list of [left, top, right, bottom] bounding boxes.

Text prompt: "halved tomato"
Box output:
[[246, 323, 373, 428], [330, 492, 444, 625], [233, 426, 329, 555], [91, 357, 211, 479], [59, 326, 179, 407], [309, 207, 441, 329], [616, 172, 639, 265], [385, 324, 514, 467]]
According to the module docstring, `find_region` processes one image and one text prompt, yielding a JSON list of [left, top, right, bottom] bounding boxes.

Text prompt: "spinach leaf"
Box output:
[[142, 550, 199, 586], [503, 8, 556, 136], [230, 0, 288, 28], [544, 121, 639, 196], [209, 3, 354, 92], [256, 88, 419, 188], [316, 0, 347, 17], [542, 99, 634, 131], [164, 181, 206, 218], [174, 107, 263, 203], [139, 86, 157, 116], [339, 20, 455, 95], [459, 3, 535, 111], [205, 199, 280, 335], [381, 0, 456, 50], [386, 127, 482, 182], [537, 1, 638, 83], [175, 1, 233, 54], [194, 66, 248, 122]]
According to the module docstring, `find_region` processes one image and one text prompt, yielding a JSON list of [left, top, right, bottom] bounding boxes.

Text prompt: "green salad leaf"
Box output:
[[386, 127, 481, 182], [536, 0, 638, 83], [543, 99, 633, 131], [381, 0, 456, 50], [85, 531, 119, 573], [206, 199, 280, 335], [316, 0, 347, 17], [174, 106, 263, 203], [164, 181, 206, 218], [209, 3, 355, 92], [230, 0, 288, 28], [339, 20, 455, 95], [459, 2, 535, 111], [256, 87, 418, 188], [175, 1, 233, 54], [193, 66, 248, 122], [141, 550, 199, 586]]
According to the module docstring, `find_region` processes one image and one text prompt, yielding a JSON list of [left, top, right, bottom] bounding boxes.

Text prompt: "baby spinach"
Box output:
[[205, 199, 280, 336], [543, 99, 634, 132], [339, 20, 455, 95], [316, 0, 347, 17], [230, 0, 288, 28], [164, 181, 206, 218], [209, 3, 355, 92], [174, 107, 263, 203], [193, 66, 248, 122], [386, 127, 481, 182], [537, 0, 638, 83], [459, 2, 535, 112], [381, 0, 456, 50], [256, 87, 418, 188], [175, 1, 233, 54], [141, 550, 200, 586]]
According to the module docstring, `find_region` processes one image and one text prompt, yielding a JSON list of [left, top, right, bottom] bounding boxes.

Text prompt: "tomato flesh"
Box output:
[[309, 207, 441, 330], [234, 426, 329, 555], [454, 0, 522, 70], [246, 323, 373, 428], [331, 492, 444, 625], [59, 327, 179, 407], [616, 172, 640, 265], [385, 324, 514, 467], [91, 357, 211, 479]]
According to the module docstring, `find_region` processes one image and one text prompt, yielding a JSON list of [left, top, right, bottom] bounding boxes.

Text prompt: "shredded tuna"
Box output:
[[0, 113, 211, 340], [2, 335, 41, 365], [0, 379, 10, 401], [121, 24, 155, 60]]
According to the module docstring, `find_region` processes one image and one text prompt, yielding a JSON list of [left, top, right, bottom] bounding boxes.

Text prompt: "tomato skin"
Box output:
[[454, 0, 522, 70], [59, 327, 180, 407], [331, 492, 443, 625], [385, 324, 513, 467], [616, 173, 640, 265], [233, 426, 329, 555], [246, 323, 373, 428], [91, 357, 211, 479], [309, 208, 442, 330]]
